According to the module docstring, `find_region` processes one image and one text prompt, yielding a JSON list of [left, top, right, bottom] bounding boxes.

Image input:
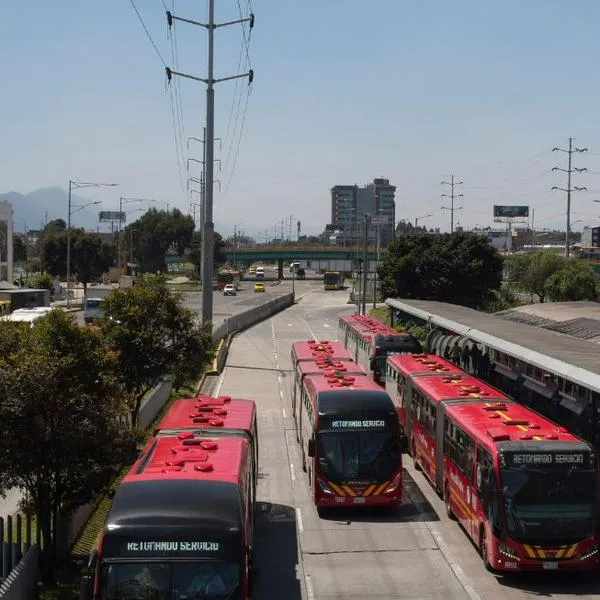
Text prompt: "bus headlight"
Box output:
[[317, 478, 335, 494], [384, 474, 402, 494], [580, 546, 599, 561], [499, 544, 519, 559]]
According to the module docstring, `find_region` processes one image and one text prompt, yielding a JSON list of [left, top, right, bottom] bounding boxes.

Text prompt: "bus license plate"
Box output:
[[353, 497, 366, 504], [543, 561, 558, 570]]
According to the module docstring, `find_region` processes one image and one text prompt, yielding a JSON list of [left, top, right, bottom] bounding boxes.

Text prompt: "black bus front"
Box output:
[[370, 333, 423, 385]]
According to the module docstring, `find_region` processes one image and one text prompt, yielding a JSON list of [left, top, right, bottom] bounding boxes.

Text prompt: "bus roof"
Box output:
[[304, 373, 384, 397], [156, 395, 256, 436], [123, 435, 249, 486], [445, 400, 589, 449], [339, 314, 410, 344], [291, 340, 351, 362], [297, 359, 364, 378], [412, 373, 509, 404], [316, 389, 396, 416], [387, 353, 464, 377]]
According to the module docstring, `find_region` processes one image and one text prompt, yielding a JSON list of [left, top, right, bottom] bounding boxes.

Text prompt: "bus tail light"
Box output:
[[317, 478, 335, 494]]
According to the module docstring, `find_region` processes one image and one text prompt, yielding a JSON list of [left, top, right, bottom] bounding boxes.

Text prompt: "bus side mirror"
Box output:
[[79, 575, 93, 600], [400, 437, 409, 454], [88, 549, 98, 571], [308, 438, 315, 457]]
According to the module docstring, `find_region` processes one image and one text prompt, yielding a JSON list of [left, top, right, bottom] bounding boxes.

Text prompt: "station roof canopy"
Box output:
[[386, 298, 600, 394]]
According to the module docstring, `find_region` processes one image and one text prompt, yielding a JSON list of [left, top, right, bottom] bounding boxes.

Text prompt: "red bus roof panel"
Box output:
[[445, 400, 581, 446], [157, 395, 256, 435], [413, 373, 509, 405], [388, 353, 464, 377], [305, 373, 384, 397], [291, 340, 351, 363], [298, 359, 365, 378], [124, 435, 249, 485]]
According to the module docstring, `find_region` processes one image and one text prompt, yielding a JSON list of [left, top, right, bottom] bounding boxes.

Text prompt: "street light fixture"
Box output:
[[67, 180, 118, 308], [415, 214, 433, 228]]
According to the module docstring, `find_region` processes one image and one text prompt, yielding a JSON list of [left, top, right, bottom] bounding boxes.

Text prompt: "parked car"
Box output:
[[223, 284, 237, 296], [254, 282, 266, 293]]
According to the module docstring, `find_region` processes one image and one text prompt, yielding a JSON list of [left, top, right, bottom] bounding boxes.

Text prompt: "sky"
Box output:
[[3, 0, 600, 239]]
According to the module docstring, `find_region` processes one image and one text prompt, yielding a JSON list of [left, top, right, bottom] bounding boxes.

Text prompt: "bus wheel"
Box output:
[[480, 529, 493, 572], [444, 485, 455, 520]]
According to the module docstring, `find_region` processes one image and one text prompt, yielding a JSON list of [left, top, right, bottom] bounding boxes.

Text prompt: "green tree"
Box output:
[[100, 275, 215, 426], [520, 250, 565, 303], [0, 311, 136, 582], [126, 208, 194, 273], [30, 273, 56, 296], [545, 259, 598, 302], [503, 253, 530, 284], [13, 234, 27, 262], [378, 232, 503, 309], [41, 229, 115, 290], [187, 230, 229, 274]]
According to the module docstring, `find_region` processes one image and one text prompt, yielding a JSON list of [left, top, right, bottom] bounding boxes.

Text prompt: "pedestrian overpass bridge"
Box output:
[[223, 245, 384, 262]]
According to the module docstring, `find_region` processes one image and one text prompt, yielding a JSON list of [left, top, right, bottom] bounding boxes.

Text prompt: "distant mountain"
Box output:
[[0, 187, 103, 233]]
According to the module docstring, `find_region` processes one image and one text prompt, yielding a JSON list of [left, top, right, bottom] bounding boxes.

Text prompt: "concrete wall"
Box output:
[[0, 545, 39, 600], [137, 378, 174, 430]]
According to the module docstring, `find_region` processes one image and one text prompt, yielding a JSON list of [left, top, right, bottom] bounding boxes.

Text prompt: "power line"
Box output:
[[552, 137, 588, 258], [224, 84, 252, 194], [441, 175, 464, 234], [128, 0, 167, 66]]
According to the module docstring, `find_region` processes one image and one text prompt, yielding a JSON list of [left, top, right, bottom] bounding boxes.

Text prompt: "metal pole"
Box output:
[[373, 224, 379, 309], [118, 196, 123, 270], [201, 0, 215, 327], [566, 137, 572, 258], [66, 180, 72, 309], [200, 126, 206, 285], [361, 215, 368, 315]]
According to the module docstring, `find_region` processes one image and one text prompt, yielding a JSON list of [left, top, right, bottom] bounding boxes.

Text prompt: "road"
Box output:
[[201, 286, 600, 600]]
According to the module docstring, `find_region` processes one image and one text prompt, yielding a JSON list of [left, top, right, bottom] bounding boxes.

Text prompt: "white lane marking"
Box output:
[[304, 318, 319, 341], [213, 366, 227, 397], [282, 407, 287, 418], [295, 507, 304, 532], [323, 323, 330, 328], [305, 574, 315, 600], [290, 462, 296, 481], [404, 483, 482, 600]]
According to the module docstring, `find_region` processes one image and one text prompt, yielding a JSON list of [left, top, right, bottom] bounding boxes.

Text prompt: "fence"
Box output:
[[0, 545, 39, 600]]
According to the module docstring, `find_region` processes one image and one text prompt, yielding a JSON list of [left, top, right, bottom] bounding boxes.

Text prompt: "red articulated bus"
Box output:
[[385, 353, 465, 450], [155, 394, 258, 483], [82, 435, 257, 599], [338, 314, 422, 386], [290, 339, 351, 365], [296, 372, 403, 508], [291, 358, 365, 432], [405, 373, 600, 572]]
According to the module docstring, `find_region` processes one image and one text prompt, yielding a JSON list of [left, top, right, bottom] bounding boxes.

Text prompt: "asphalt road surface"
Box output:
[[200, 286, 600, 600]]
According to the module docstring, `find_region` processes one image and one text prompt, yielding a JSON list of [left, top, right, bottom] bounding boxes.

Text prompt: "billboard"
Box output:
[[493, 205, 529, 218], [371, 216, 390, 225], [99, 211, 126, 223]]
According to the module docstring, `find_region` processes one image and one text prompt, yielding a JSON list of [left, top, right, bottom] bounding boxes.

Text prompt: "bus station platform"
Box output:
[[386, 298, 600, 444]]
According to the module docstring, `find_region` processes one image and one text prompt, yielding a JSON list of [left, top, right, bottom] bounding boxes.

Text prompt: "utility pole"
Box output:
[[552, 138, 588, 258], [361, 214, 369, 316], [166, 5, 254, 328], [441, 175, 464, 234]]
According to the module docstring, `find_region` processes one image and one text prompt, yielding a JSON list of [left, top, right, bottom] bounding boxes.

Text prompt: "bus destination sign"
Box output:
[[117, 540, 223, 557], [507, 452, 589, 466], [330, 420, 386, 429]]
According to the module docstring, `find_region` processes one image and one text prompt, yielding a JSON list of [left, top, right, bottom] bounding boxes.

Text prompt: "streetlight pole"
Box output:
[[415, 213, 433, 229], [67, 180, 118, 308]]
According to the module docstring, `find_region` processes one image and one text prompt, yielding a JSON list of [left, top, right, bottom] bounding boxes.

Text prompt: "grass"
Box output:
[[167, 282, 202, 292], [38, 378, 203, 600], [369, 306, 392, 325]]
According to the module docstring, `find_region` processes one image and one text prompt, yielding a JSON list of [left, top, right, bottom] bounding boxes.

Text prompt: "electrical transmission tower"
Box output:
[[441, 175, 464, 234], [165, 3, 254, 328], [552, 138, 588, 258]]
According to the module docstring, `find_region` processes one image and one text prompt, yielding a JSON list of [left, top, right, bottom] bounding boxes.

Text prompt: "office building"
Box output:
[[581, 226, 600, 259], [330, 178, 396, 245], [0, 202, 13, 283]]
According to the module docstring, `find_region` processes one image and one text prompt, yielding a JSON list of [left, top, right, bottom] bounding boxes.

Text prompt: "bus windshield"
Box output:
[[500, 464, 596, 543], [101, 561, 241, 600], [317, 429, 400, 483]]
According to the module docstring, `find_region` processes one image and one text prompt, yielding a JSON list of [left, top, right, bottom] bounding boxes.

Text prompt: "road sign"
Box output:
[[371, 216, 390, 225], [99, 211, 126, 222]]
